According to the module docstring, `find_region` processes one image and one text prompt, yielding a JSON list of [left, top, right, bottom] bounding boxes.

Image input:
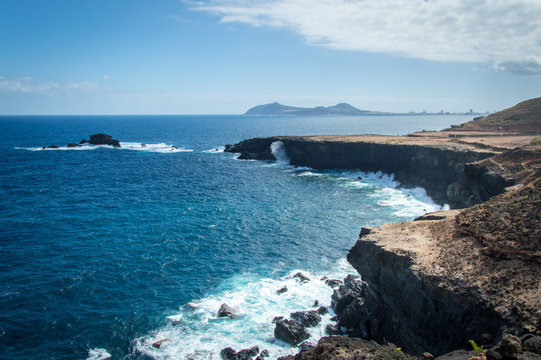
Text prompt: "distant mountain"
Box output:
[[244, 102, 379, 116]]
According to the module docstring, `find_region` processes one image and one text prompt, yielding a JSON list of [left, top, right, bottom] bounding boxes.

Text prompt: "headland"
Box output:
[[225, 98, 541, 359]]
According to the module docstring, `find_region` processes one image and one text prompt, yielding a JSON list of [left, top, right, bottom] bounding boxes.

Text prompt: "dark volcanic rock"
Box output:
[[220, 346, 259, 360], [494, 334, 522, 359], [221, 347, 237, 360], [325, 324, 343, 335], [217, 303, 236, 318], [43, 145, 59, 149], [259, 349, 269, 357], [277, 336, 417, 360], [293, 272, 310, 283], [331, 274, 367, 315], [276, 286, 288, 295], [67, 142, 80, 148], [89, 133, 121, 147], [290, 310, 321, 327], [522, 336, 541, 354], [317, 306, 328, 315], [274, 319, 310, 346], [324, 279, 342, 288]]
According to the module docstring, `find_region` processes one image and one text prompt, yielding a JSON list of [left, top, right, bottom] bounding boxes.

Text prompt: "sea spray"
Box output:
[[135, 260, 355, 359], [270, 141, 290, 164]]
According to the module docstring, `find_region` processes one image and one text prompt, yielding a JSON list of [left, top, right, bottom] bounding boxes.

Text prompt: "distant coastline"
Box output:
[[244, 101, 487, 117]]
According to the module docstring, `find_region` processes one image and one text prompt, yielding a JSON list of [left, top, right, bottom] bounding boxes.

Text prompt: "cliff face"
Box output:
[[225, 136, 504, 208]]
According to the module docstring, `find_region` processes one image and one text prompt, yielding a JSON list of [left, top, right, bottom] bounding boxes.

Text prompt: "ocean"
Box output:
[[0, 114, 473, 360]]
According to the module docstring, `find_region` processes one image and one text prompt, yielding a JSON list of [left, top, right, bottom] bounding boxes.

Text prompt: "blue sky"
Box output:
[[1, 0, 540, 115]]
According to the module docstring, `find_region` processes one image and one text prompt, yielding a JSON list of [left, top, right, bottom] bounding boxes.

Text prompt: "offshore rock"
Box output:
[[217, 303, 236, 318], [290, 311, 321, 327], [293, 272, 310, 283], [88, 133, 121, 147], [276, 286, 288, 295], [274, 319, 310, 346]]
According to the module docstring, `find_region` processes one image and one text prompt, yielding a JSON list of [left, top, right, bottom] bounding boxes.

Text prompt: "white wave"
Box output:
[[135, 259, 355, 360], [203, 147, 225, 153], [86, 348, 111, 360], [14, 142, 193, 153], [270, 141, 290, 164]]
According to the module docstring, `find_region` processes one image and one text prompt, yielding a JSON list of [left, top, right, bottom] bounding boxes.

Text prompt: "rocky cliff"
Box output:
[[225, 135, 505, 208]]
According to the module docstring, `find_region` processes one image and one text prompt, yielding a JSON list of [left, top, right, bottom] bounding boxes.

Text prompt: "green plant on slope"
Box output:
[[469, 340, 486, 360]]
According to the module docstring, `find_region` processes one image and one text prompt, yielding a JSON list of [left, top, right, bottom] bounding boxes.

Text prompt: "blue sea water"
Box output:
[[0, 114, 473, 360]]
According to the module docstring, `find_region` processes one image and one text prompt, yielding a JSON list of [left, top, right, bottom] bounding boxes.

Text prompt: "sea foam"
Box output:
[[15, 142, 193, 153], [135, 259, 354, 360]]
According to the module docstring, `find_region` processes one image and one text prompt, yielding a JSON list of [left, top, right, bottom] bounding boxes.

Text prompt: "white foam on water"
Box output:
[[203, 147, 225, 153], [86, 348, 111, 360], [135, 259, 355, 360], [14, 142, 193, 153]]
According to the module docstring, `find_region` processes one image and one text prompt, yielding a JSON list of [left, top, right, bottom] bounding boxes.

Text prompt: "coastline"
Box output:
[[224, 113, 541, 358]]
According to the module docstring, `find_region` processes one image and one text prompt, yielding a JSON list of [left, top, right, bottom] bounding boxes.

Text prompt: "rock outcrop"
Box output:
[[225, 135, 502, 208], [88, 133, 121, 147], [274, 319, 311, 346]]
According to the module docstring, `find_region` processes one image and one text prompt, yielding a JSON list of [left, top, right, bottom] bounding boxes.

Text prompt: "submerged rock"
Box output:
[[274, 319, 310, 346], [152, 339, 169, 348], [293, 272, 310, 283]]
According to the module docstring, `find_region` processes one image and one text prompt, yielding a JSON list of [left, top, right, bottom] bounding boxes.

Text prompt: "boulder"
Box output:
[[274, 319, 310, 346], [325, 324, 343, 335], [312, 300, 319, 307], [218, 303, 236, 318], [236, 346, 259, 359], [276, 286, 288, 295], [317, 306, 328, 315], [493, 334, 522, 359], [325, 279, 342, 288], [259, 349, 269, 357], [290, 310, 321, 327], [89, 133, 121, 147], [221, 347, 237, 360], [522, 336, 541, 354], [486, 349, 503, 360], [152, 339, 169, 348], [293, 272, 310, 283]]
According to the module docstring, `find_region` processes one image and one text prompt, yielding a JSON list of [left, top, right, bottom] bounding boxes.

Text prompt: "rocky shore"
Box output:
[[224, 98, 541, 359]]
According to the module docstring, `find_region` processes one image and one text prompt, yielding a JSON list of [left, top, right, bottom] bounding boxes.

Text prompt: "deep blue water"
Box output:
[[0, 114, 472, 360]]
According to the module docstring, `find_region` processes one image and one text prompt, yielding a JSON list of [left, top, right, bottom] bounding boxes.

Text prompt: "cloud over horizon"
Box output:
[[0, 77, 97, 95], [194, 0, 541, 75]]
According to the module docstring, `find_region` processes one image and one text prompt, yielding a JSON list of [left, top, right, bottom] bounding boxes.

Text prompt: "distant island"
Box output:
[[244, 102, 383, 116], [244, 102, 486, 116]]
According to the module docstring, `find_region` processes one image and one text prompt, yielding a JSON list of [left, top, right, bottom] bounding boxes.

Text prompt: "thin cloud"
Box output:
[[0, 77, 97, 95], [193, 0, 541, 75]]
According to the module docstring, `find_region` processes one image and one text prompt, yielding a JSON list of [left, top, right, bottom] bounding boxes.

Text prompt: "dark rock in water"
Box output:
[[331, 275, 367, 314], [218, 303, 236, 318], [293, 272, 310, 283], [317, 306, 329, 315], [290, 310, 321, 327], [299, 341, 315, 352], [274, 319, 310, 346], [325, 279, 342, 288], [89, 133, 121, 147], [259, 349, 269, 357], [276, 286, 288, 295], [43, 145, 59, 149], [312, 300, 319, 307], [486, 349, 503, 360], [320, 276, 328, 281], [522, 336, 541, 354], [325, 324, 343, 335], [220, 347, 238, 360], [236, 346, 259, 359], [79, 139, 87, 144], [152, 339, 169, 348], [67, 143, 80, 148], [272, 316, 284, 323], [493, 334, 522, 359]]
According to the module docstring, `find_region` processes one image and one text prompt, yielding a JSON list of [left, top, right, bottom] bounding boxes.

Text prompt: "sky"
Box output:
[[0, 0, 540, 115]]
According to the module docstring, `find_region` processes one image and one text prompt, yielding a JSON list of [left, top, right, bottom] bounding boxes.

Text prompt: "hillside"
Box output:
[[453, 97, 541, 133], [244, 102, 378, 116]]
